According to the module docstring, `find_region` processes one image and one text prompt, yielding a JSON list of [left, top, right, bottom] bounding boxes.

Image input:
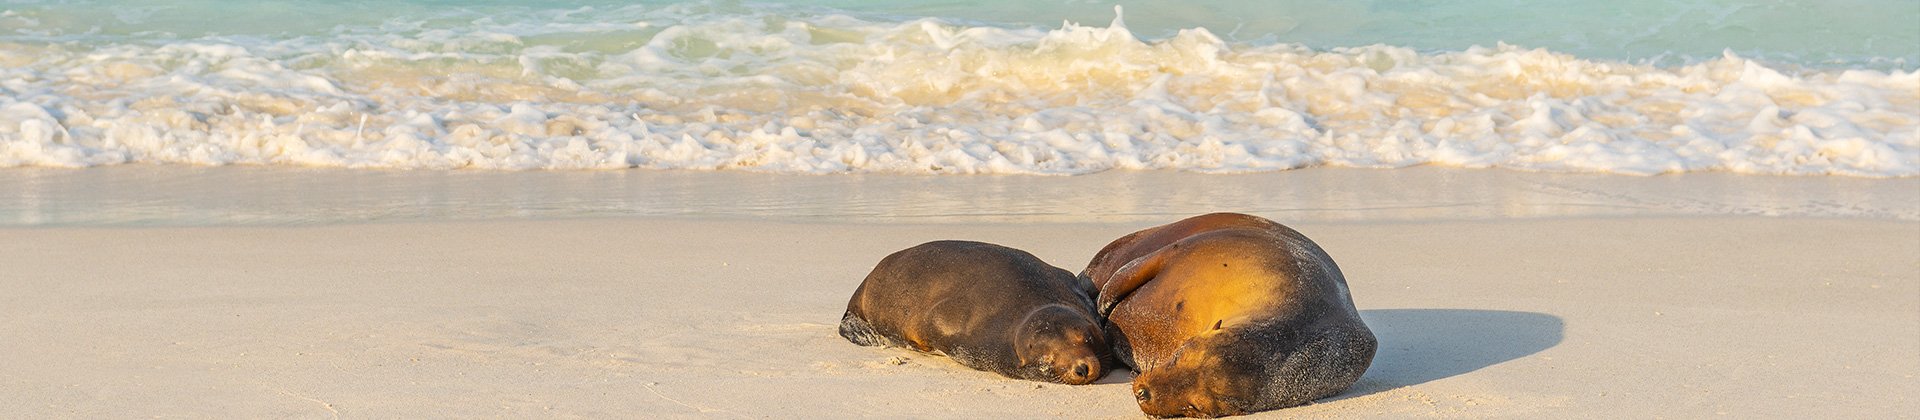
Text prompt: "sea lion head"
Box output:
[[1129, 326, 1261, 418], [1132, 322, 1376, 418], [1012, 304, 1107, 385]]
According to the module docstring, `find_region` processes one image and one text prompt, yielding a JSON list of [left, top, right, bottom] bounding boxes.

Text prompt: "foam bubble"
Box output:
[[0, 4, 1915, 176]]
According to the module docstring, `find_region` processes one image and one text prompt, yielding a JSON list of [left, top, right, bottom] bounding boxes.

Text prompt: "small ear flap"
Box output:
[[1212, 319, 1223, 330]]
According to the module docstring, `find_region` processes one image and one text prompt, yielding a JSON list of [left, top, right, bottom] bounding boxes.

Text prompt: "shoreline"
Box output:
[[4, 165, 1916, 226]]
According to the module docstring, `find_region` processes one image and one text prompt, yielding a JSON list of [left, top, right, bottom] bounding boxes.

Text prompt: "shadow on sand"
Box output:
[[1332, 309, 1565, 400]]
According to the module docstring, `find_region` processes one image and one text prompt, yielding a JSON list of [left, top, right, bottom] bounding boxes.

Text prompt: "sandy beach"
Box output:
[[2, 179, 1914, 417], [3, 0, 1916, 417]]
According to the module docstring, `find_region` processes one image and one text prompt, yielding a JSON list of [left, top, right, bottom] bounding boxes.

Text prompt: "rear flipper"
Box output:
[[838, 311, 896, 347]]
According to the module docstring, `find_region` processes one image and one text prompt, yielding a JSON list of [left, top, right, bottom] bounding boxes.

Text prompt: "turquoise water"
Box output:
[[825, 0, 1920, 68], [6, 0, 1915, 67]]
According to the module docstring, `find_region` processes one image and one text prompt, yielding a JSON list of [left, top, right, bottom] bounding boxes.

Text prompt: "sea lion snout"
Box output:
[[1133, 374, 1239, 418], [1129, 339, 1253, 418], [1030, 343, 1103, 384], [1054, 354, 1101, 384], [1132, 371, 1195, 417]]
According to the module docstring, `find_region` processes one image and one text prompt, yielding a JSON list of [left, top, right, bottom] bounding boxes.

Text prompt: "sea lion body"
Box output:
[[840, 240, 1109, 385], [1086, 213, 1375, 417]]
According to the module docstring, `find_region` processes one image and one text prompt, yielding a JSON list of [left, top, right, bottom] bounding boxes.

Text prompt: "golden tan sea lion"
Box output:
[[840, 240, 1109, 384], [1085, 213, 1375, 417]]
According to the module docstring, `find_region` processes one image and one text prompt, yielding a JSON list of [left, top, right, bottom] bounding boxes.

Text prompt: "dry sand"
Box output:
[[2, 214, 1914, 418]]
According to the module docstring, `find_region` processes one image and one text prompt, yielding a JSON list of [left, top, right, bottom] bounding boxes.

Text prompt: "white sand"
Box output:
[[2, 214, 1914, 418]]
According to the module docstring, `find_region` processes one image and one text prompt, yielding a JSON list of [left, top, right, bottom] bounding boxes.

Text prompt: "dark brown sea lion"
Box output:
[[1085, 213, 1376, 417], [839, 240, 1109, 385]]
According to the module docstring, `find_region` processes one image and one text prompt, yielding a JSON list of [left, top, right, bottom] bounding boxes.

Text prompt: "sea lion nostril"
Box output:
[[1073, 363, 1090, 377]]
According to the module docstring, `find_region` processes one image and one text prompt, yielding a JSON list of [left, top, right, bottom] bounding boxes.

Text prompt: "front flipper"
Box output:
[[1096, 248, 1173, 317]]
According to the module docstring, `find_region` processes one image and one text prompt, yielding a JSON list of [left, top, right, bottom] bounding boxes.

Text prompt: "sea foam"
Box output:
[[0, 4, 1915, 176]]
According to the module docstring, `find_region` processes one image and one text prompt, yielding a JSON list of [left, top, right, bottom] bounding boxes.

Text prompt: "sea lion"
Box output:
[[1085, 213, 1376, 417], [839, 240, 1109, 385]]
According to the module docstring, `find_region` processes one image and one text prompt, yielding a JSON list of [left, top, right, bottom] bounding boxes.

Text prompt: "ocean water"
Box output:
[[0, 0, 1916, 176]]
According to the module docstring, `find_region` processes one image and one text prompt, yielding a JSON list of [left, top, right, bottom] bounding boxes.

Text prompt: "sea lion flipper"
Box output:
[[1075, 270, 1101, 302], [839, 311, 891, 347], [1096, 248, 1171, 317]]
